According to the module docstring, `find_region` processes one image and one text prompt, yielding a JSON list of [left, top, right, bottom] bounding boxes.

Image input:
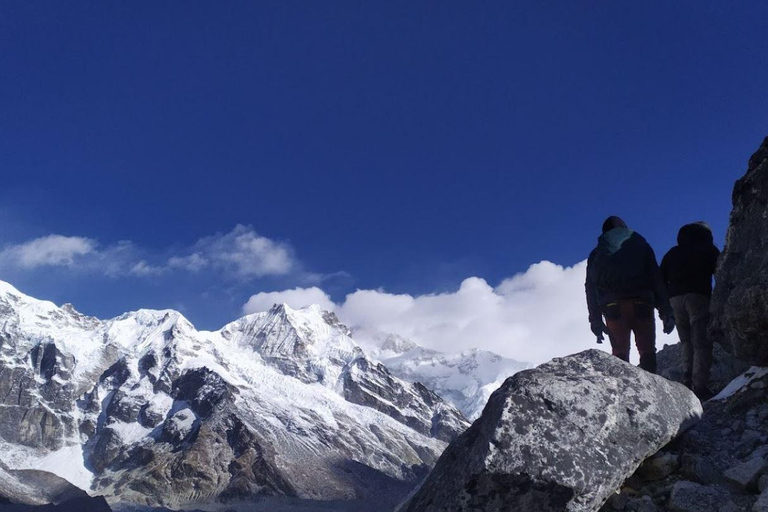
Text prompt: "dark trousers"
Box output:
[[670, 293, 712, 391], [604, 299, 657, 372]]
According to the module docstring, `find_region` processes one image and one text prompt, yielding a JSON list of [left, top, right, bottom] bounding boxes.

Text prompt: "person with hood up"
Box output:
[[585, 216, 675, 373], [660, 222, 720, 400]]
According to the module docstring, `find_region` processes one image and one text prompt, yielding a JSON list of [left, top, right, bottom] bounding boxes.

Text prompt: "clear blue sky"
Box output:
[[1, 1, 766, 328]]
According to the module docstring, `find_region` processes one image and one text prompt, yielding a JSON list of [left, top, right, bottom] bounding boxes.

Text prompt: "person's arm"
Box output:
[[584, 254, 603, 318], [648, 245, 674, 327], [585, 252, 605, 339], [584, 255, 602, 323], [652, 250, 676, 334], [659, 252, 670, 286]]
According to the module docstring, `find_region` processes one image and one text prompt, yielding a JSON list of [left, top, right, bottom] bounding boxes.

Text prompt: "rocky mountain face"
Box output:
[[0, 460, 110, 511], [398, 350, 703, 512], [371, 333, 532, 419], [0, 286, 468, 510], [710, 136, 768, 365], [220, 305, 467, 442]]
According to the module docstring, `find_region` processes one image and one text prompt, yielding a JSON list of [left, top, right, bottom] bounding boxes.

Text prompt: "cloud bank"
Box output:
[[0, 235, 97, 268], [243, 260, 676, 365], [180, 225, 294, 278], [0, 225, 297, 281]]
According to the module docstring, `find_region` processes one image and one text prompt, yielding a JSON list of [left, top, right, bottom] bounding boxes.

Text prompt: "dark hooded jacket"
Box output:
[[660, 223, 720, 298], [586, 226, 672, 325]]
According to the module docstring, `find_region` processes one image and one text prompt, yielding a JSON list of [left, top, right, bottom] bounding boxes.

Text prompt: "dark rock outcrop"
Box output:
[[656, 342, 750, 395], [89, 367, 297, 508], [399, 350, 702, 512], [0, 497, 112, 511], [0, 340, 77, 451], [0, 462, 110, 511], [710, 136, 768, 365]]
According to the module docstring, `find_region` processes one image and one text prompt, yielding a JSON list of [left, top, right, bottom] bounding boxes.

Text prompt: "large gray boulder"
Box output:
[[398, 350, 702, 512], [710, 136, 768, 365]]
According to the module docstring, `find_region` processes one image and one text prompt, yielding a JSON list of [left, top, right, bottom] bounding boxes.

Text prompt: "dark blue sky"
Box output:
[[1, 2, 766, 327]]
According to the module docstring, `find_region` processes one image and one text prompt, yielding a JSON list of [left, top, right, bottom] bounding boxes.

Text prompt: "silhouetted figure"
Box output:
[[586, 216, 675, 373], [661, 222, 720, 400]]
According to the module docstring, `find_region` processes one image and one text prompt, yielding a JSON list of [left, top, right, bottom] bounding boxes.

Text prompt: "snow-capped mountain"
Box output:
[[0, 281, 468, 510], [370, 333, 532, 420]]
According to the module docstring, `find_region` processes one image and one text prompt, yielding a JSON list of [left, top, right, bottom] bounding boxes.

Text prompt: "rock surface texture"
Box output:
[[710, 136, 768, 365], [399, 349, 702, 512], [601, 368, 768, 512]]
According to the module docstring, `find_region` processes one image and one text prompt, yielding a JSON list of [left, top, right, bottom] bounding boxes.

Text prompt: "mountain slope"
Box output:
[[0, 282, 468, 509], [371, 334, 531, 419]]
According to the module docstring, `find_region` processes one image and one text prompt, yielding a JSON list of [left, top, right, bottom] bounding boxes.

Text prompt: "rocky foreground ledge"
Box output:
[[600, 367, 768, 512], [398, 350, 702, 512]]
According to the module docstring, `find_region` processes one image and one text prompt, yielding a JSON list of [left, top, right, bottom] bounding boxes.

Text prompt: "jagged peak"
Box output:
[[268, 302, 328, 317], [259, 303, 351, 335], [218, 302, 361, 363], [105, 309, 197, 354], [0, 280, 102, 336], [111, 308, 191, 329], [379, 333, 420, 354]]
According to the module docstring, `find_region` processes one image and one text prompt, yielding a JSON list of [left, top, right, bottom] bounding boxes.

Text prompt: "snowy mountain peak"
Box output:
[[105, 308, 196, 354], [379, 333, 420, 356], [0, 283, 473, 508], [0, 281, 100, 348], [370, 333, 532, 419], [223, 303, 361, 365]]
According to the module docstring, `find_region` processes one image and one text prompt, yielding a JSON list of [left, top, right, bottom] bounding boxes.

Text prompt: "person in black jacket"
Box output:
[[586, 216, 675, 373], [661, 222, 720, 400]]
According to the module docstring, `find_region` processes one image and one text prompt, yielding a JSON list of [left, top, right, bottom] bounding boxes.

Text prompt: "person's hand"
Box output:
[[591, 320, 607, 341], [662, 314, 676, 335]]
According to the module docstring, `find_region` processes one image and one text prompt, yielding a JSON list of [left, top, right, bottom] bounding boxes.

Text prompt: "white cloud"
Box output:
[[0, 235, 96, 268], [243, 260, 676, 365], [168, 253, 208, 272], [129, 260, 166, 277], [0, 225, 298, 281], [188, 225, 293, 277], [243, 286, 335, 314]]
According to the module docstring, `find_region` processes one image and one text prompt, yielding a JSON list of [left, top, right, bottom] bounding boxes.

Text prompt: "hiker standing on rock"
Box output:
[[661, 222, 720, 400], [585, 216, 675, 373]]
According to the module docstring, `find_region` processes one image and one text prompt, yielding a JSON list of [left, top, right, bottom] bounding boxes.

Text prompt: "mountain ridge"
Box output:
[[0, 280, 468, 509], [368, 333, 532, 419]]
